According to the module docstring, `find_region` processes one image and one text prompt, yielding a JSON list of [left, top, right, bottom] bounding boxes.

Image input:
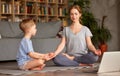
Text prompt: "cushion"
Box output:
[[34, 20, 62, 38], [0, 21, 23, 38], [10, 22, 23, 38], [0, 20, 61, 38]]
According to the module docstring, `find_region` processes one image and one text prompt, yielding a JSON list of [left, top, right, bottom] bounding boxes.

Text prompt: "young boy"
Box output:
[[16, 19, 54, 71]]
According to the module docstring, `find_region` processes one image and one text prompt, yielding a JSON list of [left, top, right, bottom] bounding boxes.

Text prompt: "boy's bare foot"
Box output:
[[62, 53, 74, 60], [79, 63, 93, 67], [39, 64, 46, 70], [30, 64, 46, 71], [30, 67, 41, 70]]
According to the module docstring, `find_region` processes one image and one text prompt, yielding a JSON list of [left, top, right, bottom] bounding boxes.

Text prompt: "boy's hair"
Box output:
[[19, 19, 35, 33]]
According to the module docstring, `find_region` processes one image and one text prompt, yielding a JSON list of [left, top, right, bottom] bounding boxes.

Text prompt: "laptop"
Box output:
[[98, 51, 120, 73]]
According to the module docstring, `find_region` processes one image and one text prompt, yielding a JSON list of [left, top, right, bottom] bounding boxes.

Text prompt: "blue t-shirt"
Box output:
[[16, 38, 34, 66], [62, 26, 93, 56]]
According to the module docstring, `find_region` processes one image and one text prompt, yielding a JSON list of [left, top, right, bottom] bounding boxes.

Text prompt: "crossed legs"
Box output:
[[23, 59, 45, 70], [53, 52, 98, 66]]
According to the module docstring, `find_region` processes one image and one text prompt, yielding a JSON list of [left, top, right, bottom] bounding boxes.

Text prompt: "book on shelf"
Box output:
[[20, 5, 25, 13], [39, 0, 45, 2], [38, 5, 47, 15], [14, 1, 20, 14], [48, 7, 55, 16], [58, 7, 66, 16], [58, 0, 64, 4], [48, 0, 55, 3], [26, 2, 36, 14]]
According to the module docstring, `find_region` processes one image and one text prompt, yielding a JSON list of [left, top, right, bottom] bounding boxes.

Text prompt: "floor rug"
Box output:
[[0, 66, 85, 76], [0, 62, 99, 76]]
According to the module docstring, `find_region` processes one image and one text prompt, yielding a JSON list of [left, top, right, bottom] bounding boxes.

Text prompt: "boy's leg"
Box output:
[[24, 59, 45, 70], [74, 52, 99, 64], [53, 54, 79, 66]]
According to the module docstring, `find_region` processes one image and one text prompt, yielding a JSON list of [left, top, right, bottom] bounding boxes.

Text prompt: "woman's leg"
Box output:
[[74, 52, 99, 64], [53, 54, 79, 66]]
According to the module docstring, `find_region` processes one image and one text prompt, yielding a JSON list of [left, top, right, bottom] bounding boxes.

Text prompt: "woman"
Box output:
[[53, 5, 101, 66]]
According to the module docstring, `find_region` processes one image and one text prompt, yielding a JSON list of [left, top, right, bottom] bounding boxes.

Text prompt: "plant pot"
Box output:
[[99, 43, 108, 54]]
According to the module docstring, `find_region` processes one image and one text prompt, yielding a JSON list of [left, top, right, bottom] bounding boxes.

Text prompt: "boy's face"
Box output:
[[30, 24, 37, 36]]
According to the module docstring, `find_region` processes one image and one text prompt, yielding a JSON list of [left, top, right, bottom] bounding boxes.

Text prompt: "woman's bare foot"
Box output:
[[79, 63, 93, 67], [62, 53, 74, 60]]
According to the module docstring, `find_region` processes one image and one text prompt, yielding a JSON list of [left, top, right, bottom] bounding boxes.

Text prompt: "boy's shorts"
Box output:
[[19, 60, 30, 71]]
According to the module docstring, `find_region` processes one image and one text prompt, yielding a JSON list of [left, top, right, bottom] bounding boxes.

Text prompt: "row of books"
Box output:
[[38, 6, 66, 16], [26, 3, 36, 14], [1, 3, 12, 14], [26, 0, 45, 2], [38, 6, 47, 15], [48, 0, 65, 4], [1, 2, 25, 14], [14, 1, 21, 14], [58, 0, 65, 3], [48, 7, 55, 15], [26, 0, 65, 3], [48, 0, 56, 3], [14, 1, 25, 14], [26, 0, 63, 3], [1, 3, 66, 16]]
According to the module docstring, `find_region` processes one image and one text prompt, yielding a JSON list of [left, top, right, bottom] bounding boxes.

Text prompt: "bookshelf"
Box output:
[[0, 0, 68, 22]]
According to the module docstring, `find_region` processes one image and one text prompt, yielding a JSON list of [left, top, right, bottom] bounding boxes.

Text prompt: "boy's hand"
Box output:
[[94, 49, 102, 56]]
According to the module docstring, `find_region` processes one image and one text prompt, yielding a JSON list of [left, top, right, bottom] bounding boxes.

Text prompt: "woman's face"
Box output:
[[70, 8, 81, 22]]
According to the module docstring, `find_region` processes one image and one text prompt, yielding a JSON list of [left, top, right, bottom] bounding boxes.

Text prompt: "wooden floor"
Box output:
[[0, 61, 120, 76], [25, 69, 98, 76]]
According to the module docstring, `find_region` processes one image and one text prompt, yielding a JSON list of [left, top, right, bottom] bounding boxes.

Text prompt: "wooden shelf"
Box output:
[[0, 0, 68, 22]]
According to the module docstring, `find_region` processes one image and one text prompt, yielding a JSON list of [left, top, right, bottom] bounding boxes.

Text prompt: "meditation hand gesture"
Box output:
[[44, 53, 55, 61], [94, 49, 102, 56]]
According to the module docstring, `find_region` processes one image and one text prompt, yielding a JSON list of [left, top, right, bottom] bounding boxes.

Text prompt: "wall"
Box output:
[[118, 1, 120, 50], [90, 0, 120, 51]]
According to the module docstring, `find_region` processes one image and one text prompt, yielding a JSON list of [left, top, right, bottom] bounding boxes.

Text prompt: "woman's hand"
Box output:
[[44, 52, 55, 61], [94, 49, 102, 56]]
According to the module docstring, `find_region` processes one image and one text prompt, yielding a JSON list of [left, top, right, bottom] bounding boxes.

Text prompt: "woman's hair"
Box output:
[[69, 5, 82, 23], [69, 5, 82, 14], [19, 19, 35, 33]]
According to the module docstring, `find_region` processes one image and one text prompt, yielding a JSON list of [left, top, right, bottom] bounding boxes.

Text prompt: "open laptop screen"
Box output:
[[98, 51, 120, 73]]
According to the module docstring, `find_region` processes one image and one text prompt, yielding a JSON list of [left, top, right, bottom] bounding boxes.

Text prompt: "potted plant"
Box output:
[[96, 16, 112, 54]]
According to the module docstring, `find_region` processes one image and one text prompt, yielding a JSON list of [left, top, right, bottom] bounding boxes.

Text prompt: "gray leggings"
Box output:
[[53, 52, 98, 66]]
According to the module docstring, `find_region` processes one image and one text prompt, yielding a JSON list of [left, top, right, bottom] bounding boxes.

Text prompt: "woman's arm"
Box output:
[[54, 36, 66, 56], [86, 37, 101, 56]]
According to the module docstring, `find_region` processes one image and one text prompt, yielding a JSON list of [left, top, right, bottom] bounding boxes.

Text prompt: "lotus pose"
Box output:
[[16, 19, 54, 70], [53, 5, 101, 66]]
